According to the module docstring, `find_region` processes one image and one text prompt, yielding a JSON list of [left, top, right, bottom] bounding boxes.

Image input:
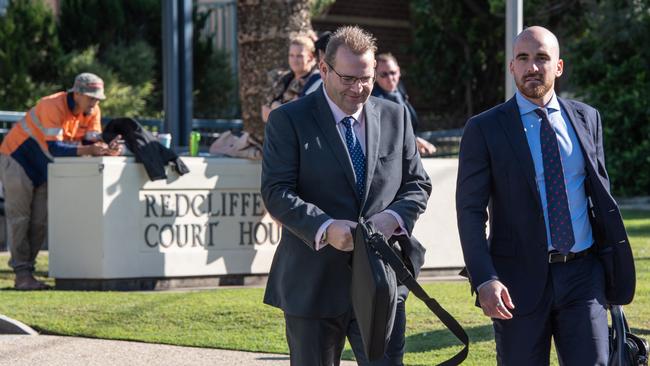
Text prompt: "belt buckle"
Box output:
[[548, 252, 569, 263]]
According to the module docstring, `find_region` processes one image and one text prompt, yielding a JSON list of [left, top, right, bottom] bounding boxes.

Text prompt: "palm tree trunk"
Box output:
[[237, 0, 312, 141]]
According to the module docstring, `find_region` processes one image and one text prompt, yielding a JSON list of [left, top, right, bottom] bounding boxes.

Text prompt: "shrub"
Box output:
[[569, 1, 650, 196], [0, 0, 62, 110]]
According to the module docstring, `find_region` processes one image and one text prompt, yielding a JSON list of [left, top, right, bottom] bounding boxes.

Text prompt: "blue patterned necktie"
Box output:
[[535, 108, 575, 255], [341, 116, 366, 200]]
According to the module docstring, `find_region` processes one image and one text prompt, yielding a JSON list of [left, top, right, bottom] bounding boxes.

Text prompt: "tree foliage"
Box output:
[[1, 0, 234, 120], [569, 0, 650, 196], [0, 0, 62, 110], [408, 0, 587, 129], [193, 7, 236, 118], [409, 0, 504, 128]]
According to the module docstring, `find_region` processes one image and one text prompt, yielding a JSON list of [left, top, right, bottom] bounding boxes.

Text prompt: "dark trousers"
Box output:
[[284, 298, 406, 366], [493, 253, 609, 366]]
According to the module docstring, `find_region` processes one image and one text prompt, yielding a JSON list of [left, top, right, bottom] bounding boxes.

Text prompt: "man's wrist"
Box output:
[[315, 219, 334, 250]]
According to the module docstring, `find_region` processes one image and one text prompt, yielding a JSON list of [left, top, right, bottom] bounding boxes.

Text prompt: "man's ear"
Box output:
[[319, 59, 328, 75], [555, 58, 564, 78]]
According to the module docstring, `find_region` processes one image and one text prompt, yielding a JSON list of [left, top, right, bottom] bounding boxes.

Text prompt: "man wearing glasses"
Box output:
[[372, 53, 436, 156], [261, 26, 431, 365]]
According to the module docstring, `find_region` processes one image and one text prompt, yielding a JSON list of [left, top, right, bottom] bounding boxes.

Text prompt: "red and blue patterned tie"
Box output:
[[341, 117, 366, 201], [535, 108, 575, 255]]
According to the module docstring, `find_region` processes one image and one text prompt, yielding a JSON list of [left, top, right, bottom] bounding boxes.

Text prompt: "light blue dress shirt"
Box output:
[[515, 92, 593, 252]]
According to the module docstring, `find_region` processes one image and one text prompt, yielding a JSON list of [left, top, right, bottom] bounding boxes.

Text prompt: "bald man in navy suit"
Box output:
[[456, 26, 635, 365]]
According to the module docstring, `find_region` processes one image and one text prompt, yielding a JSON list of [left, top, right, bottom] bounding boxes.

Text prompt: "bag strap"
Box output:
[[610, 305, 628, 366], [366, 228, 469, 365]]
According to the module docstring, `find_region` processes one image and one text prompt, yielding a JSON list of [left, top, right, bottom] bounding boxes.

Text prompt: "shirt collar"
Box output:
[[515, 90, 561, 116], [323, 86, 364, 125]]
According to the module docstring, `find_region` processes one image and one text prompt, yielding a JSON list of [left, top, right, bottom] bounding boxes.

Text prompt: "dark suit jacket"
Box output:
[[261, 87, 431, 318], [456, 96, 635, 315], [371, 83, 419, 133]]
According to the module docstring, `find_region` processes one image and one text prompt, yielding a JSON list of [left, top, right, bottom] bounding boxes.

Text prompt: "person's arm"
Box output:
[[456, 117, 515, 319], [455, 117, 499, 289], [593, 108, 611, 192], [381, 105, 432, 235], [260, 107, 333, 249]]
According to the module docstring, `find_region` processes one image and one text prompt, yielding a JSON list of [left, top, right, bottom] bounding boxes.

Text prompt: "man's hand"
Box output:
[[326, 220, 357, 252], [367, 212, 399, 239], [105, 135, 123, 156], [416, 136, 437, 156], [78, 142, 107, 156], [77, 140, 122, 156], [478, 280, 515, 320]]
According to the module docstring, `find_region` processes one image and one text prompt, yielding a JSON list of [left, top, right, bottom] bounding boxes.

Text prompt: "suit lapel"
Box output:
[[362, 98, 380, 208], [558, 98, 596, 167], [312, 88, 358, 194], [498, 97, 542, 211]]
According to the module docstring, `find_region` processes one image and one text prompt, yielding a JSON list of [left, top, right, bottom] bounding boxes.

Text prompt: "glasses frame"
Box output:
[[325, 61, 375, 86]]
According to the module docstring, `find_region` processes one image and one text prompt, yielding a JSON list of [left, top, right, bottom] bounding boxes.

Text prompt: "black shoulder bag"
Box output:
[[609, 305, 649, 366], [351, 219, 469, 365]]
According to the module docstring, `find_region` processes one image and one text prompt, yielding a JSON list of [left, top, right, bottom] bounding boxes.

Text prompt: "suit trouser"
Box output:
[[493, 253, 609, 366], [0, 154, 47, 275], [284, 295, 407, 366]]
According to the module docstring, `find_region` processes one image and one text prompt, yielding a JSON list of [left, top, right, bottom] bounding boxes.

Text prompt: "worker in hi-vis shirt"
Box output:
[[0, 72, 121, 290]]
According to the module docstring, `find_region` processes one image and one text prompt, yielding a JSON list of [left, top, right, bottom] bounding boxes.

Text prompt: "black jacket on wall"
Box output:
[[102, 118, 189, 181]]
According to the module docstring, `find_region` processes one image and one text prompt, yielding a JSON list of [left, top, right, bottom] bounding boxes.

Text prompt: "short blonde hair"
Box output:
[[290, 35, 315, 55], [324, 26, 377, 67]]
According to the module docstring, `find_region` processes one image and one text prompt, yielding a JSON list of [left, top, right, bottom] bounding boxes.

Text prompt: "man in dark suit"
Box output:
[[456, 26, 635, 365], [371, 53, 436, 156], [262, 26, 431, 366]]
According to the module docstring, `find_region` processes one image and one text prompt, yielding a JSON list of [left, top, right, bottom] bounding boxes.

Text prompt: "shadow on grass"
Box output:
[[341, 324, 493, 359], [256, 356, 290, 361], [631, 328, 650, 336]]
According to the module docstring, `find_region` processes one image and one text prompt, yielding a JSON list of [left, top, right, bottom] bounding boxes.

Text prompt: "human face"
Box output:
[[509, 28, 563, 106], [321, 46, 376, 115], [376, 59, 400, 93], [74, 93, 100, 115], [288, 44, 314, 77]]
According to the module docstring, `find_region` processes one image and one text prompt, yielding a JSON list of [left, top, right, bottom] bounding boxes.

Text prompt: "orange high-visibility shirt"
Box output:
[[0, 92, 101, 186]]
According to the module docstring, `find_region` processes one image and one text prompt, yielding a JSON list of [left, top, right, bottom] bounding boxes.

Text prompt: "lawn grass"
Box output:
[[0, 210, 648, 365]]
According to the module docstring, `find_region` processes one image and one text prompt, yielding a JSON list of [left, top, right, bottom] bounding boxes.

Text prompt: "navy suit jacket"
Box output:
[[456, 96, 635, 315], [261, 87, 431, 318]]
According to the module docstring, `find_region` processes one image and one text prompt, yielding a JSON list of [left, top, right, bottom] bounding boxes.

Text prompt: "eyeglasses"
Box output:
[[325, 61, 375, 86], [378, 70, 398, 78]]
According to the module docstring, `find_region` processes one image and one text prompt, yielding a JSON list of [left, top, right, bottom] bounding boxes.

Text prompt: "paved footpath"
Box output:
[[0, 335, 356, 366]]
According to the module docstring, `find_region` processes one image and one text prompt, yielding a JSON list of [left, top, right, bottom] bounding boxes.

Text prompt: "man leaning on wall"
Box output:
[[0, 72, 121, 290]]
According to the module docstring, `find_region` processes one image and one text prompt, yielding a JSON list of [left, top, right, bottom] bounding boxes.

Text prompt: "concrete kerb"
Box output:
[[0, 315, 38, 335]]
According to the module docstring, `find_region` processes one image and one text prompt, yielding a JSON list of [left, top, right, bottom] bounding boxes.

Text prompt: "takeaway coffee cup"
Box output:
[[158, 133, 172, 149]]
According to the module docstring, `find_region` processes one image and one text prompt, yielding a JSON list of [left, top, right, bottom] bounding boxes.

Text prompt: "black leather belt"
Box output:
[[548, 248, 592, 264]]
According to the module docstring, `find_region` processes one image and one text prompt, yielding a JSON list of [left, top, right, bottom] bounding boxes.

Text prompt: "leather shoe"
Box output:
[[14, 274, 52, 291]]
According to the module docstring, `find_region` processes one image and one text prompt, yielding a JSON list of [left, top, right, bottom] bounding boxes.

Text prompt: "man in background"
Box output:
[[0, 72, 121, 290], [371, 53, 436, 156]]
